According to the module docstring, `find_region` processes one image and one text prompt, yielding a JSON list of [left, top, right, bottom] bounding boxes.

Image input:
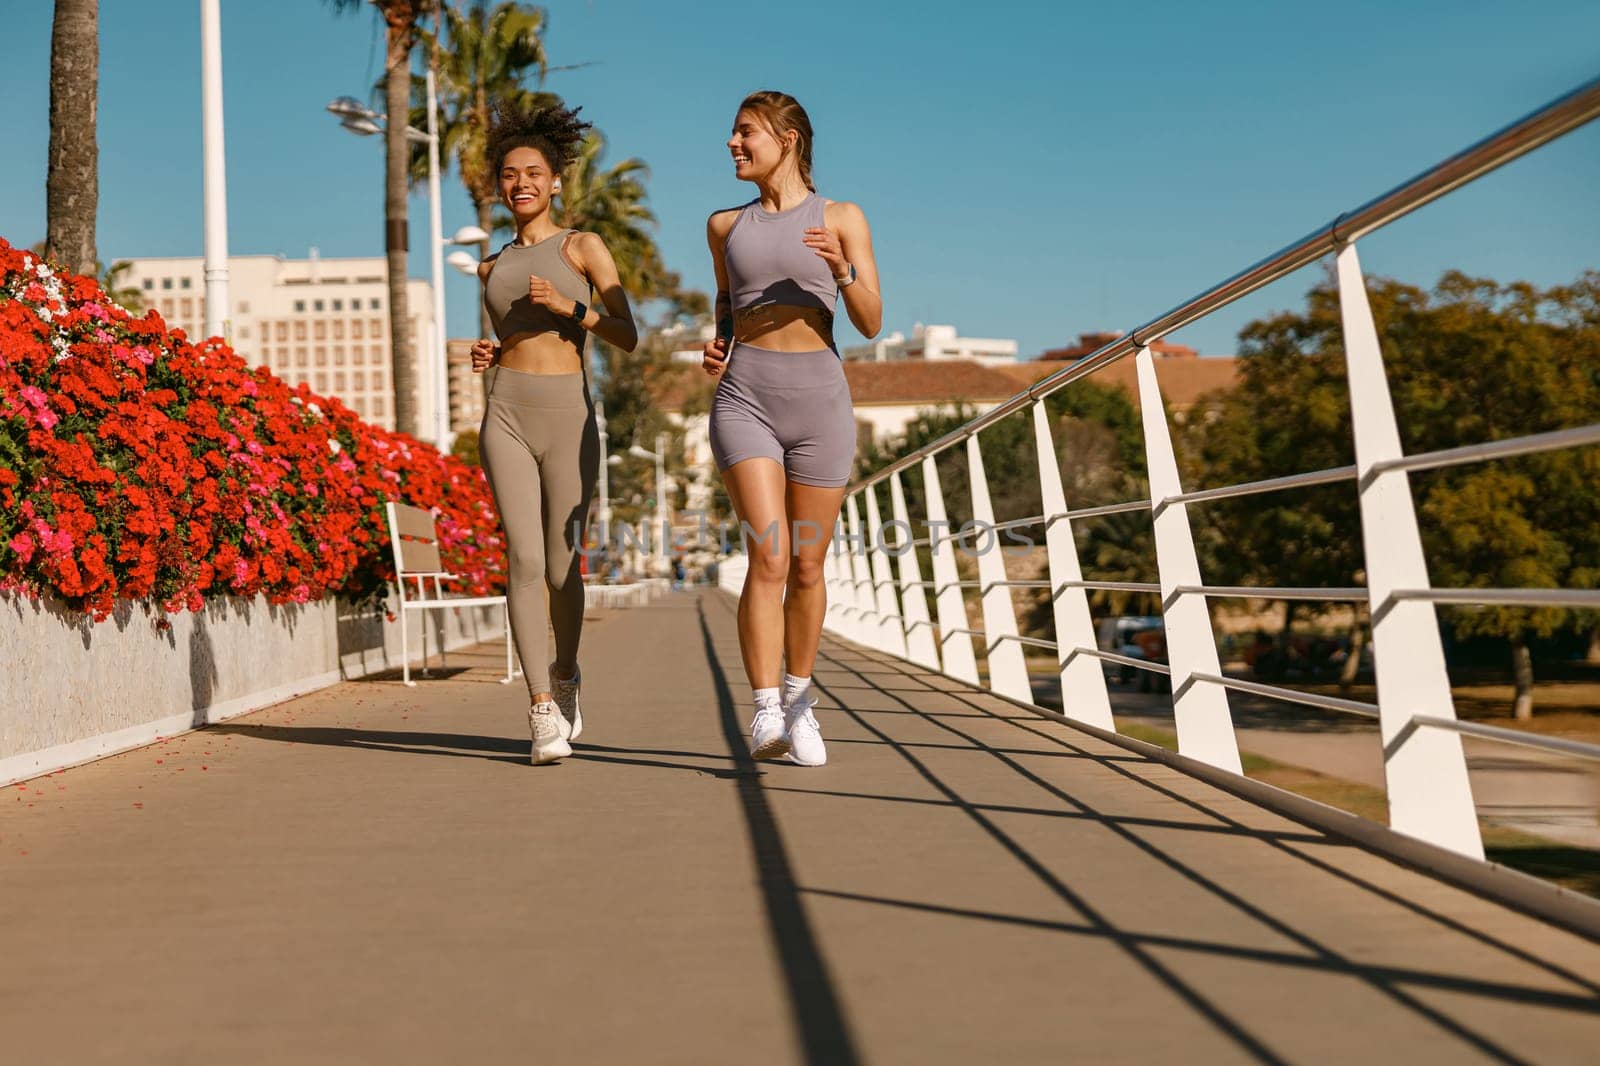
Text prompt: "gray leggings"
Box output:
[[479, 366, 599, 698]]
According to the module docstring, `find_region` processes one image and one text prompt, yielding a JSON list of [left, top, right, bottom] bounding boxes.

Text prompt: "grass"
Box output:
[[1115, 721, 1600, 899]]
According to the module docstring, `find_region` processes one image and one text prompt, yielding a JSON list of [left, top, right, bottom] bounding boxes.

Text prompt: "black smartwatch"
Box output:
[[569, 300, 587, 324]]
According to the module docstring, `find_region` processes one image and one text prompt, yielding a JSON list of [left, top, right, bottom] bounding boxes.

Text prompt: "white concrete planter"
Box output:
[[1, 591, 506, 786]]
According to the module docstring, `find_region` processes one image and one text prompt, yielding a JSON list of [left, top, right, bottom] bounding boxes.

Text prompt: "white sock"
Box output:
[[783, 673, 812, 710], [753, 688, 781, 715]]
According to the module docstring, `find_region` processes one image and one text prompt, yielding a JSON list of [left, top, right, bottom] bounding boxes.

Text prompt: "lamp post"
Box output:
[[628, 434, 671, 563], [325, 96, 484, 450], [200, 0, 229, 342], [596, 397, 612, 554]]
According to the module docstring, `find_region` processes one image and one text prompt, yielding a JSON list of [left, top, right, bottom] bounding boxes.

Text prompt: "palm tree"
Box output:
[[45, 0, 99, 276], [327, 0, 433, 438]]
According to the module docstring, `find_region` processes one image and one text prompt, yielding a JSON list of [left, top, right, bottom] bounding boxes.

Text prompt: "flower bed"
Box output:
[[0, 238, 504, 622]]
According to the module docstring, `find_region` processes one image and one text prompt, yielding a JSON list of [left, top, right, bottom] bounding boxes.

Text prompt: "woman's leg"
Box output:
[[721, 457, 791, 690], [783, 481, 849, 678], [479, 402, 553, 702], [540, 404, 600, 680]]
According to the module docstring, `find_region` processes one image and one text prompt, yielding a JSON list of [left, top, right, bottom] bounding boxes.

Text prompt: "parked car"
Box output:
[[1096, 615, 1168, 691]]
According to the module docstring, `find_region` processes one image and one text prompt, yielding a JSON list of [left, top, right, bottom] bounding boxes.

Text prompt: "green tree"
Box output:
[[45, 0, 99, 276], [450, 426, 480, 465], [328, 0, 433, 438], [1187, 268, 1600, 716]]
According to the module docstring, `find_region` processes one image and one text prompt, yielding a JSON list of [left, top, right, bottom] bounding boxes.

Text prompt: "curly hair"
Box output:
[[485, 99, 591, 176]]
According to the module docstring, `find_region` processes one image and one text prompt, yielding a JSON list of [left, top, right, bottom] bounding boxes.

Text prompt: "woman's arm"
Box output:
[[702, 210, 739, 376], [530, 233, 638, 352], [807, 201, 882, 339]]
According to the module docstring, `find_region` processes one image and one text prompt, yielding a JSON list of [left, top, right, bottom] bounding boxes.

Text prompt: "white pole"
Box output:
[[654, 432, 669, 562], [425, 46, 450, 451], [200, 0, 230, 342], [596, 398, 612, 551]]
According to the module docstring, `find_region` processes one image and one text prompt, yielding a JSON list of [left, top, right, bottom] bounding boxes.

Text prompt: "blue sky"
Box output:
[[3, 0, 1598, 358]]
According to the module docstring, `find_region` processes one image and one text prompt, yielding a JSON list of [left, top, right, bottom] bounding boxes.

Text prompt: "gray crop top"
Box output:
[[724, 192, 838, 316], [483, 230, 591, 344]]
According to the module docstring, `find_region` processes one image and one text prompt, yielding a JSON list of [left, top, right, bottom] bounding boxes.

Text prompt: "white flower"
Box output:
[[328, 439, 343, 454]]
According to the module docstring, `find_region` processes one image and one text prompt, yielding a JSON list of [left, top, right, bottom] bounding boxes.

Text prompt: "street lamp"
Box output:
[[325, 87, 482, 452], [625, 433, 671, 563]]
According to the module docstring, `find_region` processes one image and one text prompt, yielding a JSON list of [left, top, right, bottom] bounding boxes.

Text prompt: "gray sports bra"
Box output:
[[483, 230, 591, 345], [724, 192, 838, 316]]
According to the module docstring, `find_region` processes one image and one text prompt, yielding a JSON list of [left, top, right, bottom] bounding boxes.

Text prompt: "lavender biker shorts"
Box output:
[[708, 344, 856, 488]]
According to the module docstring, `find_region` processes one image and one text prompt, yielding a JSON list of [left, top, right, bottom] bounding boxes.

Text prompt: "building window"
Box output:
[[332, 299, 343, 312], [313, 321, 327, 340], [313, 300, 325, 312], [239, 326, 250, 339], [369, 298, 381, 310], [353, 397, 367, 416], [275, 322, 288, 342], [332, 320, 345, 340], [353, 370, 366, 390], [333, 346, 346, 365], [294, 300, 306, 312], [294, 322, 306, 341], [142, 279, 153, 291], [351, 320, 364, 339], [334, 372, 347, 391], [180, 277, 192, 289], [314, 372, 328, 391], [374, 396, 387, 416], [369, 318, 383, 336], [181, 298, 194, 317], [238, 300, 251, 314], [315, 346, 327, 367], [295, 347, 308, 367], [162, 278, 173, 290], [277, 346, 289, 362]]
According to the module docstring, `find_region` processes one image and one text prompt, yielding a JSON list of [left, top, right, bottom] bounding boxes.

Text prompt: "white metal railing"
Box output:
[[820, 75, 1600, 863], [584, 577, 672, 610]]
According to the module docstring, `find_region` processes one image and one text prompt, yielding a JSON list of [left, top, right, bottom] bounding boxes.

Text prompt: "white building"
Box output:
[[117, 252, 441, 435], [842, 322, 1018, 366]]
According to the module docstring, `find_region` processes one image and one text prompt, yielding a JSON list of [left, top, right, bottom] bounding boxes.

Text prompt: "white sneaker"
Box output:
[[529, 700, 572, 765], [785, 696, 827, 767], [551, 663, 583, 741], [749, 705, 791, 761]]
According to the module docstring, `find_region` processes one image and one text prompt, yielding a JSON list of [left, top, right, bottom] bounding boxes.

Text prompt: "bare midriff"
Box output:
[[733, 304, 835, 352], [497, 330, 585, 375]]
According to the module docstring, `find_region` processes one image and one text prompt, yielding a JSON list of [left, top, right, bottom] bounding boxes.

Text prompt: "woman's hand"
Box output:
[[702, 335, 730, 378], [802, 226, 849, 281], [528, 274, 576, 318], [470, 338, 499, 373]]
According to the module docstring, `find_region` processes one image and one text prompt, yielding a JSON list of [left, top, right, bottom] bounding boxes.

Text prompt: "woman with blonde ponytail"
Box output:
[[702, 90, 883, 766]]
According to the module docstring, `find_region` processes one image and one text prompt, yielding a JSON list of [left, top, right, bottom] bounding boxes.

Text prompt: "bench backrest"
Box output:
[[385, 501, 443, 576]]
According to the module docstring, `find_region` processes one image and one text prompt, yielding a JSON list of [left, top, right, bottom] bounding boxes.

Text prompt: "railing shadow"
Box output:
[[766, 606, 1600, 1061]]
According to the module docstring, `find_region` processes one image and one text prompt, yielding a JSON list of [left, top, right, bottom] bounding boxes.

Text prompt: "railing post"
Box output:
[[922, 455, 980, 684], [1336, 243, 1483, 859], [1136, 346, 1242, 773], [844, 494, 878, 647], [821, 532, 846, 637], [967, 433, 1032, 702], [890, 471, 941, 670], [864, 486, 910, 658], [1032, 401, 1115, 730]]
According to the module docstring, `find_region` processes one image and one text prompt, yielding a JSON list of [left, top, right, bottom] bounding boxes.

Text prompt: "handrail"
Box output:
[[849, 75, 1600, 494]]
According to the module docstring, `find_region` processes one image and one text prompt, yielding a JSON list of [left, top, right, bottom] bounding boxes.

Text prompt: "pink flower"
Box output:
[[9, 533, 35, 564]]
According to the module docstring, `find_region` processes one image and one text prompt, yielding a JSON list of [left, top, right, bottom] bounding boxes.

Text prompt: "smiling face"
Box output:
[[726, 108, 794, 184], [498, 145, 558, 220]]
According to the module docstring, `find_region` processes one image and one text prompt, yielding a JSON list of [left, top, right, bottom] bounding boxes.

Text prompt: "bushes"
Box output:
[[0, 238, 505, 621]]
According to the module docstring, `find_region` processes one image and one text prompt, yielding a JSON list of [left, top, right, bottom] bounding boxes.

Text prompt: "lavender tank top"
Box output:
[[724, 192, 837, 316]]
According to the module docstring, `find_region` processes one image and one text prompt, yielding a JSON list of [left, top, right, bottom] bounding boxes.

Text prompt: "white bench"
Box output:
[[385, 501, 518, 687]]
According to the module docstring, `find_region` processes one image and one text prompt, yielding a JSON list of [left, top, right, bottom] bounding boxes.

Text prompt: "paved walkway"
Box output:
[[4, 590, 1600, 1064]]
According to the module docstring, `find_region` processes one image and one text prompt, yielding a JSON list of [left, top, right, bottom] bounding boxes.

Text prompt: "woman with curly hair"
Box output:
[[470, 102, 638, 765], [702, 90, 882, 767]]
